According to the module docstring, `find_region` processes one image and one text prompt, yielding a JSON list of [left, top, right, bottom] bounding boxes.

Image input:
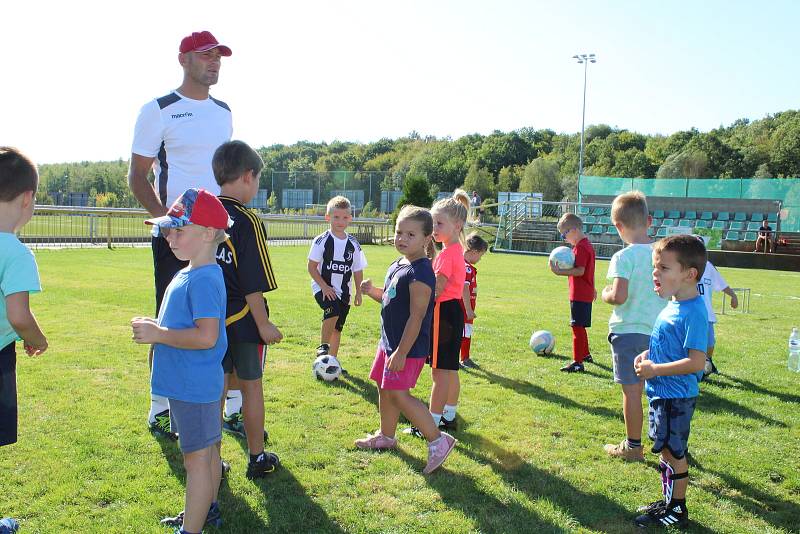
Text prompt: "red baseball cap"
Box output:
[[146, 188, 233, 232], [179, 31, 232, 56]]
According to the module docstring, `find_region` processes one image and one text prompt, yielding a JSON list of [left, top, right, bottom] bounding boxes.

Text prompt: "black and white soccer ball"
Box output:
[[313, 354, 342, 382]]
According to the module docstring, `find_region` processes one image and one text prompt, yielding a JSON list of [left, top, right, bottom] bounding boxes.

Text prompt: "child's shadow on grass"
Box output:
[[689, 455, 800, 533], [393, 448, 566, 533], [330, 372, 378, 407], [465, 365, 620, 421], [155, 437, 268, 532], [530, 351, 613, 377], [459, 431, 718, 534], [698, 389, 786, 427]]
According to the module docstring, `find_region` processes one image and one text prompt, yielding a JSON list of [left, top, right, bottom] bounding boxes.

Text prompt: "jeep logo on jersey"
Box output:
[[325, 260, 351, 273], [171, 112, 194, 119]]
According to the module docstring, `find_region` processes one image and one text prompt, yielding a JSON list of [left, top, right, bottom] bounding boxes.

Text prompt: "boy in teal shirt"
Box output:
[[602, 192, 666, 461], [0, 147, 49, 532]]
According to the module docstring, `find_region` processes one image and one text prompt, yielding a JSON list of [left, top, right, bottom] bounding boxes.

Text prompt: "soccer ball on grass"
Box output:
[[313, 354, 342, 381], [529, 330, 555, 355]]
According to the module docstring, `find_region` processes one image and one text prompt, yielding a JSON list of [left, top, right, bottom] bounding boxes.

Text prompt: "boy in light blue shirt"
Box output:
[[131, 188, 232, 534], [632, 234, 708, 529], [602, 192, 667, 462], [0, 147, 49, 533]]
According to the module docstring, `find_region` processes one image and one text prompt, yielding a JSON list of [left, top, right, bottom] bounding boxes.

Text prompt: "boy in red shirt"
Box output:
[[459, 233, 489, 369], [550, 213, 596, 373]]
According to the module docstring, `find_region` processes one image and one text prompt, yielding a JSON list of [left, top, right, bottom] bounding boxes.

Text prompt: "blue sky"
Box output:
[[3, 0, 798, 163]]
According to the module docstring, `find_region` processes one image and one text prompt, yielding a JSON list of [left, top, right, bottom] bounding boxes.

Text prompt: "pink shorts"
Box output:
[[369, 346, 427, 390]]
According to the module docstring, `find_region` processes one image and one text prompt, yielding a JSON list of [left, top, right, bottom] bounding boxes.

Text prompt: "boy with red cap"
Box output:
[[131, 188, 232, 534]]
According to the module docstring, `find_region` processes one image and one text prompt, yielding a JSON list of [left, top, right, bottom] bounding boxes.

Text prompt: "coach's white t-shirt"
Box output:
[[132, 91, 232, 206], [308, 230, 367, 302], [697, 261, 728, 323]]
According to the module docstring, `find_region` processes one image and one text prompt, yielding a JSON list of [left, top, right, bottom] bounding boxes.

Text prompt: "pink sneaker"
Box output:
[[423, 432, 456, 474], [355, 431, 397, 450]]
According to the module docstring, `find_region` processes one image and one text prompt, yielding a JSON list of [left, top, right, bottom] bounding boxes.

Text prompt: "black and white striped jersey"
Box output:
[[308, 230, 367, 303]]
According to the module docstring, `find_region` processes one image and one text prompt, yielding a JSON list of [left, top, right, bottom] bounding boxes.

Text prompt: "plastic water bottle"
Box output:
[[789, 327, 800, 372]]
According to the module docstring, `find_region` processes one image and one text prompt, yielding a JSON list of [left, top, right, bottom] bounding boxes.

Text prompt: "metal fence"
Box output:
[[20, 206, 393, 250], [268, 171, 401, 213]]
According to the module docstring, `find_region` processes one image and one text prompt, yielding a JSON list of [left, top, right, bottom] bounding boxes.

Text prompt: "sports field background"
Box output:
[[1, 246, 798, 533]]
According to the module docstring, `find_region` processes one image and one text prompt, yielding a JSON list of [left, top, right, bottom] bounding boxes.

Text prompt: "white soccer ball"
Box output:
[[313, 354, 342, 382], [529, 330, 555, 355], [549, 246, 575, 270]]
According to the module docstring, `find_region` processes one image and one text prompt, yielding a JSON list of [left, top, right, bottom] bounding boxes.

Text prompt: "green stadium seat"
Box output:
[[605, 225, 618, 235], [711, 220, 727, 230], [694, 220, 709, 229], [747, 221, 761, 231], [578, 206, 590, 215], [750, 212, 763, 222], [592, 207, 608, 216], [700, 211, 713, 220], [652, 219, 661, 228], [744, 232, 757, 241], [656, 227, 668, 237], [591, 225, 604, 234], [583, 215, 596, 224], [729, 221, 744, 231], [725, 231, 740, 240], [583, 224, 590, 233], [662, 218, 675, 227], [684, 211, 697, 219], [652, 210, 665, 219], [667, 210, 681, 219], [716, 211, 730, 221], [767, 212, 777, 223], [648, 226, 656, 237], [677, 219, 692, 227], [734, 212, 747, 221], [598, 216, 612, 225]]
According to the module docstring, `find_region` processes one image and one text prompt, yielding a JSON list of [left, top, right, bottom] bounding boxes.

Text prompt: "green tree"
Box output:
[[497, 165, 524, 192], [519, 157, 563, 201], [462, 163, 495, 200], [397, 173, 433, 210], [656, 150, 709, 178]]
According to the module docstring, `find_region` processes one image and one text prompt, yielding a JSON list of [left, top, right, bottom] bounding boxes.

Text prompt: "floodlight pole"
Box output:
[[573, 53, 596, 197]]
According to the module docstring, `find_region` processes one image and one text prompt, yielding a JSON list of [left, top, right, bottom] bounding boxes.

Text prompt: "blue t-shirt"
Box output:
[[152, 264, 227, 403], [0, 234, 42, 349], [380, 257, 436, 358], [646, 295, 708, 400]]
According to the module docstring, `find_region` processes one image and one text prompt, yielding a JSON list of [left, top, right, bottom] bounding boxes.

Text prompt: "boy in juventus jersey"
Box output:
[[307, 196, 366, 372]]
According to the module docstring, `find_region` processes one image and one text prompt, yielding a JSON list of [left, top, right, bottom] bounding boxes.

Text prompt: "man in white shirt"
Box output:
[[128, 31, 233, 438]]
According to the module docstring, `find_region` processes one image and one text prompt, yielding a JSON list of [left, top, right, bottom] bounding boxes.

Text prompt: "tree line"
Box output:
[[36, 109, 800, 208]]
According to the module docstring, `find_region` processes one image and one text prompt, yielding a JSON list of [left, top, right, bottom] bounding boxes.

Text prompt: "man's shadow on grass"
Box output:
[[155, 437, 269, 532], [698, 389, 786, 427], [464, 365, 620, 421], [689, 455, 800, 532], [527, 350, 613, 377], [707, 372, 800, 405]]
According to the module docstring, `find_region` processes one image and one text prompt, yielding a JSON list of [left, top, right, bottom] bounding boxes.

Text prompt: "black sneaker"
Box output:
[[221, 459, 231, 478], [222, 411, 246, 438], [246, 451, 280, 479], [560, 362, 585, 373], [316, 343, 330, 357], [636, 499, 666, 514], [160, 502, 222, 528], [583, 355, 594, 364], [149, 409, 178, 440], [460, 358, 479, 369], [439, 417, 458, 431], [634, 502, 688, 529], [402, 426, 425, 439]]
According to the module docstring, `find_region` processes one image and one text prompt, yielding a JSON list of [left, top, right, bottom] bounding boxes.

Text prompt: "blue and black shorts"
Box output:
[[648, 397, 696, 459], [569, 300, 592, 328], [0, 342, 17, 447]]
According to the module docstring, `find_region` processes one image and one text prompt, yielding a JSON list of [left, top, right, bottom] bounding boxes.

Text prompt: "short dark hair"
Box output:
[[0, 146, 38, 202], [212, 140, 264, 186], [465, 232, 489, 253], [653, 234, 707, 281]]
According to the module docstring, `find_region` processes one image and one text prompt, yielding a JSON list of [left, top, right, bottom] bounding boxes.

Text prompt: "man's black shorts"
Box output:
[[0, 342, 18, 446], [314, 292, 350, 332], [152, 234, 189, 315], [570, 300, 592, 328]]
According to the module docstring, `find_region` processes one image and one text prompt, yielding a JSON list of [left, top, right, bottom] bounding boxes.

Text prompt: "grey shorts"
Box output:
[[648, 397, 696, 459], [608, 332, 650, 385], [222, 343, 267, 380], [169, 398, 222, 454]]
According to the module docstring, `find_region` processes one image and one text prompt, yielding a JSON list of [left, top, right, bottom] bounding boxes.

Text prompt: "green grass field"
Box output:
[[1, 246, 799, 533]]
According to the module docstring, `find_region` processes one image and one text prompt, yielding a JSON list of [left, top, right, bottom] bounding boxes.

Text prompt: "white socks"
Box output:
[[148, 395, 170, 424], [431, 412, 442, 426], [224, 389, 243, 417], [443, 404, 457, 421]]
